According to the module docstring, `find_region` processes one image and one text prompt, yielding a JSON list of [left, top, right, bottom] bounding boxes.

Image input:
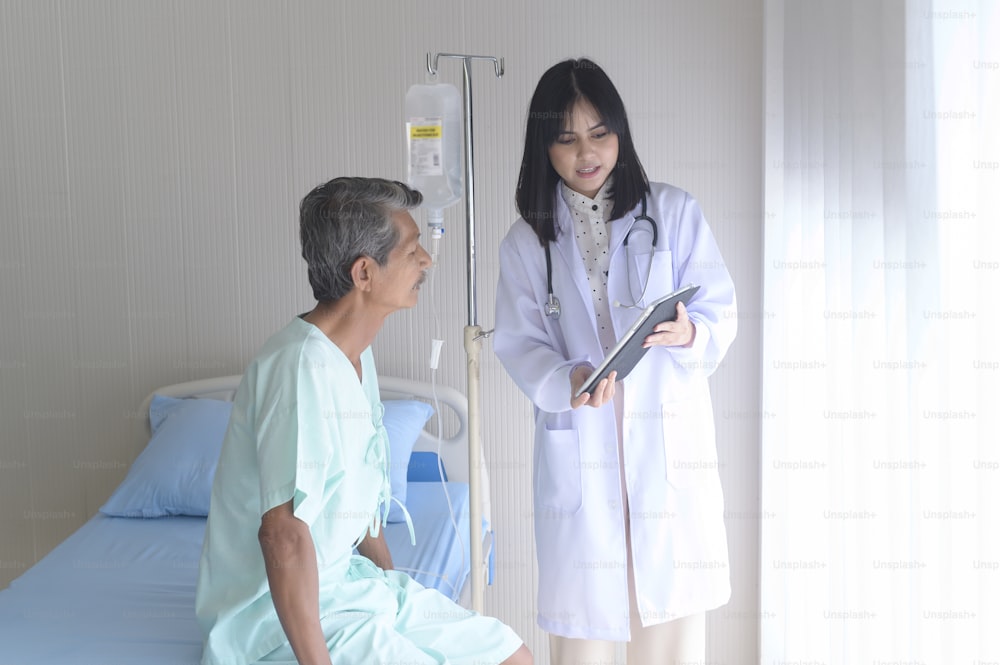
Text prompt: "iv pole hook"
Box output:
[[427, 52, 504, 79]]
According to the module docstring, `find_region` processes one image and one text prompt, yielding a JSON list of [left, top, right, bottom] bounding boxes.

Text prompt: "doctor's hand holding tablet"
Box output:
[[569, 366, 616, 409], [644, 299, 696, 348], [571, 283, 702, 404]]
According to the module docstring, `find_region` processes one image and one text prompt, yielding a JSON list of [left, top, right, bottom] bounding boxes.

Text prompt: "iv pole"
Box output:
[[425, 51, 503, 615]]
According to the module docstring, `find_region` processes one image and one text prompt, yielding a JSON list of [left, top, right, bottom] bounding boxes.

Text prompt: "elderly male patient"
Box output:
[[195, 177, 531, 665]]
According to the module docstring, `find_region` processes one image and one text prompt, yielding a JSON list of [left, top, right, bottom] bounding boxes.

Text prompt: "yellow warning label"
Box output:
[[410, 125, 442, 139]]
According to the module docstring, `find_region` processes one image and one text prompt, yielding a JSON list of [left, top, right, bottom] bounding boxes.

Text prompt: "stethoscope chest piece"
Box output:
[[544, 293, 561, 319]]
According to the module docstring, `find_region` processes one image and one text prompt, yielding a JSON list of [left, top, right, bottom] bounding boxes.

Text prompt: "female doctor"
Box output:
[[493, 58, 737, 665]]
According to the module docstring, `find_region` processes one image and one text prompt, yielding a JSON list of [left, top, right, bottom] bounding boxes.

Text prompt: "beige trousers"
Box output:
[[548, 612, 705, 665], [548, 392, 707, 665]]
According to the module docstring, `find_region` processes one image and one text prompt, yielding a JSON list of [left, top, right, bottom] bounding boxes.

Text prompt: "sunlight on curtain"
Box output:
[[761, 0, 998, 662]]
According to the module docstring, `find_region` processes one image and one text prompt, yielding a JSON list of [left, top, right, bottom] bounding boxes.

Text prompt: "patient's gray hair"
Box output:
[[299, 177, 423, 302]]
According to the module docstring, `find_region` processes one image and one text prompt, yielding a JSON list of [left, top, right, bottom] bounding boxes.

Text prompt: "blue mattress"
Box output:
[[0, 481, 475, 664], [384, 481, 474, 602]]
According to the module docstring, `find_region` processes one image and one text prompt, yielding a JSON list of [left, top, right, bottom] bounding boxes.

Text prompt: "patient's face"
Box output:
[[370, 211, 431, 311]]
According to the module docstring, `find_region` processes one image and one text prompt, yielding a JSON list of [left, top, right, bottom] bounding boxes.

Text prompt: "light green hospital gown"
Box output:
[[195, 317, 521, 665]]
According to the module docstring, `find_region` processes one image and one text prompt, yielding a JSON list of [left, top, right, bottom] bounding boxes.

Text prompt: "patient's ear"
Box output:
[[351, 256, 375, 292]]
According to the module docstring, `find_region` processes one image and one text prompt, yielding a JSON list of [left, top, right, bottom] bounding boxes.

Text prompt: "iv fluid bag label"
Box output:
[[408, 117, 444, 176]]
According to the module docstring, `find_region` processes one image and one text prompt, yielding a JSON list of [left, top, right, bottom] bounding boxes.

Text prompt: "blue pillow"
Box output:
[[382, 399, 434, 523], [100, 395, 232, 518]]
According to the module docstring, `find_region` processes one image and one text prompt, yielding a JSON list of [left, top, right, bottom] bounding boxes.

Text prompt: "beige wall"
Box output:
[[0, 1, 762, 662]]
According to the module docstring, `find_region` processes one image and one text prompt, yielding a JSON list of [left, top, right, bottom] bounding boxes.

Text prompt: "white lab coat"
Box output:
[[493, 182, 737, 640]]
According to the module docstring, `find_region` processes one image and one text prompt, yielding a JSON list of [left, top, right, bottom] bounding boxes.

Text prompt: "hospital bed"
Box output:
[[0, 374, 492, 664]]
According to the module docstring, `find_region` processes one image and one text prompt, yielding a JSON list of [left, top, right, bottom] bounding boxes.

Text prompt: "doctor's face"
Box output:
[[547, 99, 620, 200]]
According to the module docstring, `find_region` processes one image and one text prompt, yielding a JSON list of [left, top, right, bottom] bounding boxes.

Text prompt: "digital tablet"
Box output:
[[573, 283, 700, 399]]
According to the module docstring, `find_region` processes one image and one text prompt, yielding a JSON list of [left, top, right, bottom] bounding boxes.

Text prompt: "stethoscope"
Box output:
[[544, 194, 658, 319]]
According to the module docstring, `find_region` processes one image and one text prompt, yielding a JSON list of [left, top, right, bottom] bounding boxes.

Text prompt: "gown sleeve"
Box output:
[[254, 345, 343, 526]]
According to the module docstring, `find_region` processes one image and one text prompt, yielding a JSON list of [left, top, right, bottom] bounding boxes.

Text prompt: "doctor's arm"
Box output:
[[259, 501, 333, 665], [652, 194, 737, 376], [494, 233, 601, 413]]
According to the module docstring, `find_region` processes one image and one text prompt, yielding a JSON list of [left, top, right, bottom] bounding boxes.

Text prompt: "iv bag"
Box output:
[[406, 82, 463, 234]]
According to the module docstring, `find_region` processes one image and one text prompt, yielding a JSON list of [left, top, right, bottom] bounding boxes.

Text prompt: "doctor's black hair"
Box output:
[[516, 57, 649, 245]]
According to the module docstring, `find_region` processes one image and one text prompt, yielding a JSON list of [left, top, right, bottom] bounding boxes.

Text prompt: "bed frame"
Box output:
[[136, 375, 471, 480]]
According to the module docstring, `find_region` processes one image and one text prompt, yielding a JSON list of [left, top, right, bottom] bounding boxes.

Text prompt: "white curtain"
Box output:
[[761, 0, 998, 662]]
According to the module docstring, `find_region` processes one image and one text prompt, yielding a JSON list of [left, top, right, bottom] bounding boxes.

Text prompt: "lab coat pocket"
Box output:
[[631, 249, 674, 307], [535, 426, 583, 514], [660, 398, 718, 490]]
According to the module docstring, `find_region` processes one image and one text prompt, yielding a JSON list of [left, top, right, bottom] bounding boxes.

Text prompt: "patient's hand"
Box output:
[[357, 529, 393, 571]]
